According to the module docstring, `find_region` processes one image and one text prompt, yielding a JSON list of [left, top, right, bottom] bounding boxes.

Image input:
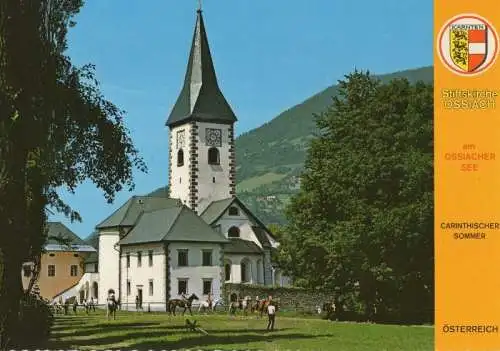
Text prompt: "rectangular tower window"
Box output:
[[178, 250, 188, 266], [137, 251, 142, 267], [126, 253, 130, 268], [127, 280, 131, 296], [148, 250, 153, 267]]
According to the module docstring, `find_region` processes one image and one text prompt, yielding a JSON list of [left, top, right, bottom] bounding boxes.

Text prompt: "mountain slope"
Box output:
[[234, 66, 433, 224]]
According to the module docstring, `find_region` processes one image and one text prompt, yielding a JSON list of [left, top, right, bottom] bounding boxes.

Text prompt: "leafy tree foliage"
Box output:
[[276, 71, 433, 324], [0, 1, 145, 347]]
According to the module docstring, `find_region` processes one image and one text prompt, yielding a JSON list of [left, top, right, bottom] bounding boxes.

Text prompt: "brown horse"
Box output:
[[257, 298, 271, 317], [168, 293, 199, 316], [322, 301, 336, 320]]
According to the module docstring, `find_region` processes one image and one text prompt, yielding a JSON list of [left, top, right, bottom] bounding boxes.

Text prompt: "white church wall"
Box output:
[[98, 230, 120, 304], [196, 122, 233, 214], [168, 242, 223, 302], [120, 243, 166, 311], [223, 254, 263, 285], [169, 124, 193, 206]]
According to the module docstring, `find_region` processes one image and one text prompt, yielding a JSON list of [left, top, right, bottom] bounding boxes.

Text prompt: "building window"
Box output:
[[73, 254, 79, 257], [178, 279, 188, 295], [202, 279, 212, 295], [23, 265, 31, 277], [241, 262, 247, 282], [137, 251, 142, 267], [225, 264, 231, 281], [48, 265, 55, 277], [49, 253, 55, 257], [228, 206, 239, 216], [70, 265, 78, 277], [127, 280, 131, 296], [149, 280, 154, 296], [126, 253, 130, 268], [228, 226, 240, 238], [212, 177, 215, 183], [177, 149, 184, 167], [148, 250, 153, 267], [208, 147, 220, 165], [202, 250, 212, 266], [178, 250, 188, 267]]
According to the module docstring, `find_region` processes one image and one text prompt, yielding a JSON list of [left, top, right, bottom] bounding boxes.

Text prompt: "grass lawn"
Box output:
[[46, 310, 434, 351]]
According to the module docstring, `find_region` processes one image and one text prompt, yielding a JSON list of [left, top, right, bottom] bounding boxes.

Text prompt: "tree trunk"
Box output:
[[0, 246, 24, 350]]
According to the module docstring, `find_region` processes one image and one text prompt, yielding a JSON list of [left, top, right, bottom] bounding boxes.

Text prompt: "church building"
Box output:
[[64, 7, 286, 310]]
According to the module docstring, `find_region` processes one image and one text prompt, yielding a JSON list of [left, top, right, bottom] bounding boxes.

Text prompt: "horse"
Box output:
[[168, 293, 199, 316], [256, 299, 270, 318], [251, 297, 261, 313], [51, 301, 63, 315], [241, 296, 252, 316], [107, 297, 120, 320], [322, 301, 336, 320], [211, 298, 223, 312], [256, 297, 280, 317], [228, 296, 246, 316], [198, 297, 222, 314]]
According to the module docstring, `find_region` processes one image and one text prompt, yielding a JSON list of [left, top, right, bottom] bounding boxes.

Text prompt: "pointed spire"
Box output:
[[166, 8, 237, 127]]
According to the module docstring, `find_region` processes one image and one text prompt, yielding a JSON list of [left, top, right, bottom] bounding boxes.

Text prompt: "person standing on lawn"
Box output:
[[266, 301, 276, 331]]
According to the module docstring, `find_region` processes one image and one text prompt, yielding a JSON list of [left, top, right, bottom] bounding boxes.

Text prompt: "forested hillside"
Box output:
[[234, 66, 433, 224]]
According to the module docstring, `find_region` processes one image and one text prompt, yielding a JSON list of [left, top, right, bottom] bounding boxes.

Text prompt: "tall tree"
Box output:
[[0, 1, 146, 347], [277, 71, 433, 323]]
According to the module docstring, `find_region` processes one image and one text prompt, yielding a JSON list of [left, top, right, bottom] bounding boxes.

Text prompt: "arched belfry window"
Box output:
[[228, 226, 240, 238], [177, 149, 184, 167], [208, 147, 220, 165]]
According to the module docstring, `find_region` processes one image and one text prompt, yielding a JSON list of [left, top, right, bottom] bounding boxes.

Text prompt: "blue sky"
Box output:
[[50, 0, 433, 238]]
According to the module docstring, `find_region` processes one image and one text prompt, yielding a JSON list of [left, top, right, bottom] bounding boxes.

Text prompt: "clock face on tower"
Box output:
[[205, 128, 222, 147]]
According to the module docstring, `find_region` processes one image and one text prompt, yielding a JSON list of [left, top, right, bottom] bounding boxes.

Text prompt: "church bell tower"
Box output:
[[166, 7, 237, 214]]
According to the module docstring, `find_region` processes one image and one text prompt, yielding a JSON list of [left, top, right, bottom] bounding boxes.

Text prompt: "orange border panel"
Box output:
[[435, 1, 500, 350]]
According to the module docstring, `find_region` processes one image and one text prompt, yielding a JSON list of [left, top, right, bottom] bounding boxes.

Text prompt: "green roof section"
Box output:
[[224, 238, 262, 254], [96, 196, 180, 229], [200, 198, 234, 224], [118, 207, 183, 245], [46, 222, 86, 246], [118, 206, 228, 246], [166, 9, 237, 128], [147, 186, 169, 197], [166, 207, 228, 243]]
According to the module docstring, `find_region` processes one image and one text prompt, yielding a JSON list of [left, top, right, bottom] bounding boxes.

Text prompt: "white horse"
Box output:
[[241, 296, 252, 316], [198, 298, 223, 313]]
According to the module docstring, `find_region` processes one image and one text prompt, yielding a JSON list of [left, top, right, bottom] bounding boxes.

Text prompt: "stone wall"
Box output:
[[223, 283, 334, 313]]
